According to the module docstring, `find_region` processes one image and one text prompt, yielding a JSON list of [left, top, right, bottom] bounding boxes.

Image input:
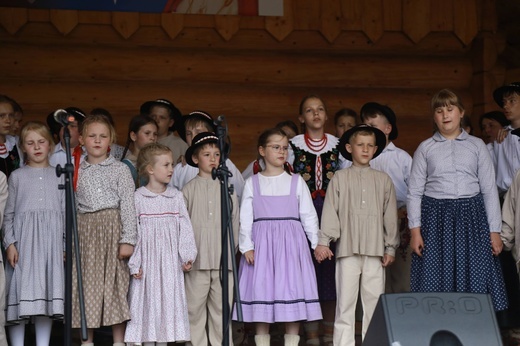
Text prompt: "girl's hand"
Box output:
[[381, 254, 395, 267], [314, 245, 334, 263], [182, 261, 193, 272], [490, 232, 503, 256], [118, 244, 134, 260], [244, 250, 254, 265], [6, 244, 18, 268], [178, 155, 186, 166], [410, 227, 424, 257], [133, 268, 143, 279]]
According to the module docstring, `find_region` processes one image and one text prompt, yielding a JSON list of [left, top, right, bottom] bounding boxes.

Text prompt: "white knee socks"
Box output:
[[284, 334, 300, 346], [8, 323, 25, 346], [254, 334, 271, 346], [8, 317, 53, 346], [34, 316, 53, 346]]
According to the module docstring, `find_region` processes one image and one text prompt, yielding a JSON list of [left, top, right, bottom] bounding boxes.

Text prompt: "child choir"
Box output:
[[0, 85, 519, 345]]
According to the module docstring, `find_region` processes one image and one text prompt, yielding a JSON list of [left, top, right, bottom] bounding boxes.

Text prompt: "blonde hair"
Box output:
[[19, 121, 55, 160], [80, 114, 117, 144], [137, 143, 172, 181], [184, 118, 213, 132], [349, 129, 376, 144], [431, 89, 465, 113]]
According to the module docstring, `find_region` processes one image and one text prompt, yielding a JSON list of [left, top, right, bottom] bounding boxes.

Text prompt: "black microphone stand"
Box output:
[[55, 119, 88, 344], [211, 116, 242, 346]]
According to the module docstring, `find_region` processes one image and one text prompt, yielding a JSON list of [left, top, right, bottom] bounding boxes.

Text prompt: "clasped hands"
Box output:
[[314, 245, 334, 263]]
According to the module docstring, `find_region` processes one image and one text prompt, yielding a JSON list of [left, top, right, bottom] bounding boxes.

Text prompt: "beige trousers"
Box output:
[[334, 255, 384, 346], [185, 270, 234, 346]]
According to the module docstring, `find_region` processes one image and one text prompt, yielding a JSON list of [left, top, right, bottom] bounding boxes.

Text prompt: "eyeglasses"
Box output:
[[266, 145, 289, 152]]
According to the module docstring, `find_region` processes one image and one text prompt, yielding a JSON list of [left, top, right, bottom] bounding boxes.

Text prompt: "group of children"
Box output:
[[0, 82, 519, 346]]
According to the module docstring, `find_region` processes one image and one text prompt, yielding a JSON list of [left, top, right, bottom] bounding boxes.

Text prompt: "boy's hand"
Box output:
[[490, 232, 503, 256], [381, 254, 395, 267], [410, 227, 424, 257], [496, 128, 509, 144], [182, 261, 193, 272], [118, 244, 134, 260], [6, 244, 18, 268], [314, 245, 334, 263], [244, 250, 254, 265], [133, 268, 143, 279]]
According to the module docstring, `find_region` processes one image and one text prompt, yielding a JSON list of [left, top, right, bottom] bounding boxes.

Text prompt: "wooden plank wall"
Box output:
[[0, 0, 505, 170]]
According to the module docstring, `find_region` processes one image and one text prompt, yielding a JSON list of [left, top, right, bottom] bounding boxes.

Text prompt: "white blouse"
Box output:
[[239, 171, 319, 253]]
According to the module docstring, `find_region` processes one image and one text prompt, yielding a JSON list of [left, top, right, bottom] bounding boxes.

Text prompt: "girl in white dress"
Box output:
[[125, 143, 197, 345]]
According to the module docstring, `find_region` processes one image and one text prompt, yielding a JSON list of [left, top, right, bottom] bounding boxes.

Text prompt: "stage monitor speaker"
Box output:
[[363, 292, 502, 346]]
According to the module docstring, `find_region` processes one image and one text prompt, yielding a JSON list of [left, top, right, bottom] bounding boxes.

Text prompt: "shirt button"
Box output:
[[209, 213, 213, 216], [362, 201, 366, 204], [39, 177, 43, 180]]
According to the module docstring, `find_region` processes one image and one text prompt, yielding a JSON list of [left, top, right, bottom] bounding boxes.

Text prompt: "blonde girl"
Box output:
[[125, 143, 197, 345], [3, 122, 64, 345], [72, 114, 137, 345], [407, 89, 507, 311]]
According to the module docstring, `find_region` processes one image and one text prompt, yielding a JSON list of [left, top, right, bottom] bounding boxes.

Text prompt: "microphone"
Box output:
[[53, 109, 72, 126], [214, 115, 225, 127]]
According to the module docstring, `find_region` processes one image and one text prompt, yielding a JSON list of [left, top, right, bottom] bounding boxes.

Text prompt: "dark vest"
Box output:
[[290, 142, 340, 194], [0, 145, 21, 178]]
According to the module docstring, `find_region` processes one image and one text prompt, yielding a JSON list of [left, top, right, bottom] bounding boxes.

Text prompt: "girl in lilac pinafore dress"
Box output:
[[235, 128, 321, 345]]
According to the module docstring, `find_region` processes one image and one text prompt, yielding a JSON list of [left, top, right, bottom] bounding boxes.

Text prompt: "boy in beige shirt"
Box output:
[[315, 125, 399, 346]]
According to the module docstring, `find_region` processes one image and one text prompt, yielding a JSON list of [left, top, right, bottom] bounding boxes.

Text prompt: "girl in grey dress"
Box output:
[[3, 122, 65, 346]]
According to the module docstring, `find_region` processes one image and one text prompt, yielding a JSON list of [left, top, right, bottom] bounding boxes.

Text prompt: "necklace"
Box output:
[[304, 133, 327, 152]]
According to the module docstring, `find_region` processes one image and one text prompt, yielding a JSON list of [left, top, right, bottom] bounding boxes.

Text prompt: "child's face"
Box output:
[[346, 133, 377, 167], [335, 115, 356, 138], [150, 105, 173, 138], [480, 118, 503, 144], [185, 123, 211, 146], [131, 123, 158, 151], [502, 93, 520, 122], [148, 152, 174, 186], [193, 144, 220, 177], [59, 120, 81, 148], [80, 122, 112, 164], [259, 134, 288, 170], [0, 102, 14, 138], [299, 98, 327, 132], [23, 130, 51, 167], [9, 111, 23, 136], [433, 104, 463, 138], [362, 114, 390, 143]]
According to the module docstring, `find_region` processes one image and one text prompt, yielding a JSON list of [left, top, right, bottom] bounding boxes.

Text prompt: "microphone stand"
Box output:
[[56, 122, 88, 344], [211, 116, 242, 346]]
